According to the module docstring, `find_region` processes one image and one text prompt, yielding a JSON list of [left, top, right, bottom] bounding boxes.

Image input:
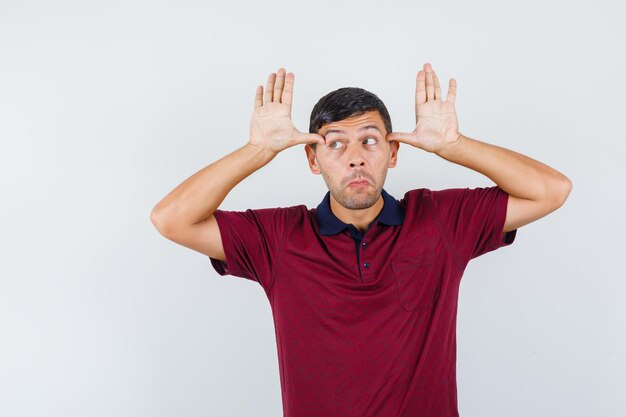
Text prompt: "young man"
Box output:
[[150, 64, 572, 417]]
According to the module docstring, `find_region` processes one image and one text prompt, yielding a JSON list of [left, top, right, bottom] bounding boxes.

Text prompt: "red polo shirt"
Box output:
[[209, 185, 517, 417]]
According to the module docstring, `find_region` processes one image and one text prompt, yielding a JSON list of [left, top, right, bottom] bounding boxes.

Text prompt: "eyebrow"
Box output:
[[322, 125, 384, 137]]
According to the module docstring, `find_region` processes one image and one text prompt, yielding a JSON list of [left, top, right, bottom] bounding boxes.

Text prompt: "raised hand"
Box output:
[[248, 68, 325, 156], [386, 63, 461, 153]]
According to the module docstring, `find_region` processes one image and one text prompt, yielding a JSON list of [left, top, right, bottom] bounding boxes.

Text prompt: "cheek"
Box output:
[[372, 152, 389, 165]]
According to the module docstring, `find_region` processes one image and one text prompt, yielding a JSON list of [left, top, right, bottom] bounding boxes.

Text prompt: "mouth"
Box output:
[[348, 179, 371, 188]]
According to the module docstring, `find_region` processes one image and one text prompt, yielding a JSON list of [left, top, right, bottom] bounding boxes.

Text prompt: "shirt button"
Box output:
[[364, 262, 370, 268], [362, 242, 367, 248]]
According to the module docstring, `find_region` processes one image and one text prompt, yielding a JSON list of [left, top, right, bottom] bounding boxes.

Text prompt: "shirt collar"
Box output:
[[315, 188, 404, 235]]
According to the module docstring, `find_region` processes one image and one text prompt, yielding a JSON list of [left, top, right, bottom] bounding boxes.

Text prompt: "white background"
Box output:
[[1, 0, 624, 416]]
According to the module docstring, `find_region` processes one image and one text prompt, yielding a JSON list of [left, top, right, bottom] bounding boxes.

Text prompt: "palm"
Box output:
[[387, 63, 461, 153], [248, 68, 324, 155], [414, 99, 459, 152], [250, 102, 299, 153]]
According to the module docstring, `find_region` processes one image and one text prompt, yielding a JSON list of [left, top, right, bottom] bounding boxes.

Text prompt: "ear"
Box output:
[[305, 144, 322, 174], [388, 140, 399, 168]]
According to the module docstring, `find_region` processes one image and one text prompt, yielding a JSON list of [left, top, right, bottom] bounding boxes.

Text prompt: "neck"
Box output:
[[330, 193, 384, 234]]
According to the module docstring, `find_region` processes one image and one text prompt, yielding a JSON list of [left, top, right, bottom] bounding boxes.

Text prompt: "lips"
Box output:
[[348, 179, 370, 186]]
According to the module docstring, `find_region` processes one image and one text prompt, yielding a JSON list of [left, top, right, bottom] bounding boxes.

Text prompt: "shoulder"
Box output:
[[399, 186, 491, 212], [398, 187, 435, 208], [225, 203, 308, 215], [423, 186, 508, 213], [429, 185, 505, 200], [213, 203, 308, 228]]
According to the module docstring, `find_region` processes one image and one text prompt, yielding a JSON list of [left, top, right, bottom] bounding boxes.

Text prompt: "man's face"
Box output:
[[305, 110, 399, 210]]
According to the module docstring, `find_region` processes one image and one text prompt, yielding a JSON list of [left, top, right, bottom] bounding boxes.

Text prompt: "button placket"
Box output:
[[362, 241, 370, 269]]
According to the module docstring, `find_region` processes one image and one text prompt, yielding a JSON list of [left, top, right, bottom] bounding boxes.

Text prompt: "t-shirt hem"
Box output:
[[488, 186, 518, 250], [208, 210, 241, 277]]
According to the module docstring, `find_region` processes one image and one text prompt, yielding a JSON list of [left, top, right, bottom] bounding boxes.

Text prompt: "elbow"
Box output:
[[150, 207, 161, 227], [552, 175, 573, 208], [150, 206, 173, 236]]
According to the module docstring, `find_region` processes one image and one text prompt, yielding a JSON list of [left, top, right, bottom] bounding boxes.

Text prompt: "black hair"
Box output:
[[308, 87, 392, 151]]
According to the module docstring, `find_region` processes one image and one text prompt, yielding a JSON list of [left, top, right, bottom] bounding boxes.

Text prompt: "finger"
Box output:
[[433, 71, 441, 101], [282, 72, 295, 109], [424, 63, 434, 101], [264, 72, 276, 104], [254, 85, 263, 109], [446, 78, 457, 105], [274, 68, 286, 103], [416, 70, 426, 105]]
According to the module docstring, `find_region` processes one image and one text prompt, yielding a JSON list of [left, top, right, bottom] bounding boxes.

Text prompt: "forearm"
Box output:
[[150, 142, 276, 231], [435, 133, 572, 203]]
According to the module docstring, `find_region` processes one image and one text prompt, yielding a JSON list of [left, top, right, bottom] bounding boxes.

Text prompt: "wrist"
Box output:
[[436, 133, 465, 159], [245, 141, 278, 163]]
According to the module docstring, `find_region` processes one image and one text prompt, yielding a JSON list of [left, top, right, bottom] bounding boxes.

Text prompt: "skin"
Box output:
[[387, 63, 572, 234], [304, 111, 399, 233], [304, 62, 572, 237], [151, 64, 572, 262]]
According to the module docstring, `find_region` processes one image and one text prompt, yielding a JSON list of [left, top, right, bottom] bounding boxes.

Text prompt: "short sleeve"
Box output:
[[431, 185, 517, 264], [209, 206, 290, 292]]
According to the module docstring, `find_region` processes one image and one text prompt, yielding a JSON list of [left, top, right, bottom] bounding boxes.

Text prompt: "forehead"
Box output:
[[319, 111, 386, 136]]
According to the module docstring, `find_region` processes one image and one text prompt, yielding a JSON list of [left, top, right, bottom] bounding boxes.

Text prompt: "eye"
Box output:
[[363, 137, 377, 145], [328, 137, 377, 149]]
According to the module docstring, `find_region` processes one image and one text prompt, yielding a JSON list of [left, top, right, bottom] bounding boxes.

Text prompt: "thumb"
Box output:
[[386, 131, 413, 143], [296, 131, 325, 146]]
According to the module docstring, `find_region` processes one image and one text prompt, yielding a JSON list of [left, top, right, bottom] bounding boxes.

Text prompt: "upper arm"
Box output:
[[154, 207, 290, 290], [431, 186, 516, 262], [503, 189, 570, 233], [158, 214, 226, 261]]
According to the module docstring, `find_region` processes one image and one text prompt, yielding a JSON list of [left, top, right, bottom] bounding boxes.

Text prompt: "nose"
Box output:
[[347, 144, 365, 168]]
